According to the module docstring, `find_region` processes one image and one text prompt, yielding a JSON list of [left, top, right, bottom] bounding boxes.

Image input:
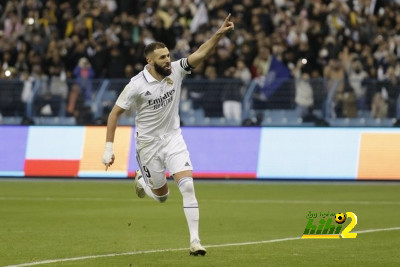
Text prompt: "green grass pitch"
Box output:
[[1, 179, 399, 267]]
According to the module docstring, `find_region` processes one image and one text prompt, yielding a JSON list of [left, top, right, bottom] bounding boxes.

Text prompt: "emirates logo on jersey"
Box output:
[[148, 89, 176, 110]]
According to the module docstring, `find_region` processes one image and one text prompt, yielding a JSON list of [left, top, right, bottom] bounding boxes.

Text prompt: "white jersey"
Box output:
[[116, 59, 191, 143]]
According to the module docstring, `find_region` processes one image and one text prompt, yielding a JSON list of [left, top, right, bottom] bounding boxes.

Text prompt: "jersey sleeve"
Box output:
[[178, 58, 193, 75], [115, 83, 136, 110]]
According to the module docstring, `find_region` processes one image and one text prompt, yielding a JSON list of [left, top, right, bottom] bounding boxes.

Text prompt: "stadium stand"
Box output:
[[0, 0, 400, 127]]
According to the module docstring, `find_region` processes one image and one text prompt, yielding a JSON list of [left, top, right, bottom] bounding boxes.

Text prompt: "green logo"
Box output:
[[302, 211, 357, 239]]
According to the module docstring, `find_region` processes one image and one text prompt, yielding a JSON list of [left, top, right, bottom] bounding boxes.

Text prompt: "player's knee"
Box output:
[[178, 177, 198, 207], [154, 191, 169, 203], [178, 177, 195, 194]]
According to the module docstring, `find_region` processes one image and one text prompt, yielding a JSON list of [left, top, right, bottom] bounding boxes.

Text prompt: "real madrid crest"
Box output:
[[166, 77, 173, 86]]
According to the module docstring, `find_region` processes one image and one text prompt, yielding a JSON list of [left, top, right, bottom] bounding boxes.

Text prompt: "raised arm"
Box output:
[[188, 13, 234, 68]]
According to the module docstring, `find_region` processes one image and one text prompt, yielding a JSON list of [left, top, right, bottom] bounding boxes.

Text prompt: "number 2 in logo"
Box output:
[[340, 212, 357, 238]]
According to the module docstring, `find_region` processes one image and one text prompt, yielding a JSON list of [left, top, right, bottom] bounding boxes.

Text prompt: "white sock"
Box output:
[[178, 177, 199, 243]]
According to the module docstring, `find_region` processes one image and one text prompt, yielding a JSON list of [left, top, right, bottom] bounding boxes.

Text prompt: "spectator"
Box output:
[[371, 88, 389, 118], [0, 67, 23, 117], [3, 11, 24, 40], [72, 57, 94, 103], [124, 64, 135, 78], [240, 41, 257, 70], [221, 58, 251, 123], [377, 66, 400, 118], [324, 58, 346, 118], [29, 65, 49, 114], [48, 64, 68, 114], [33, 64, 65, 117], [292, 59, 314, 119], [251, 46, 271, 78], [347, 59, 369, 110], [87, 38, 108, 77], [1, 51, 14, 71], [203, 65, 222, 118], [106, 47, 126, 78], [233, 58, 252, 95], [187, 61, 206, 110], [20, 70, 35, 116], [67, 57, 94, 123], [309, 69, 326, 112], [14, 52, 29, 73], [341, 83, 358, 118]]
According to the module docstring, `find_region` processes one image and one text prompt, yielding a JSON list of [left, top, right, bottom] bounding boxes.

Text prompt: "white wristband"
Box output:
[[105, 142, 113, 149], [102, 142, 114, 165]]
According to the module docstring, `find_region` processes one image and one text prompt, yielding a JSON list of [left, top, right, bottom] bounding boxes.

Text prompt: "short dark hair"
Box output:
[[144, 42, 167, 57]]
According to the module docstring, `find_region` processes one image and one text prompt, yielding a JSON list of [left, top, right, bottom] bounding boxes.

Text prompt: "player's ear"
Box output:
[[146, 56, 152, 64]]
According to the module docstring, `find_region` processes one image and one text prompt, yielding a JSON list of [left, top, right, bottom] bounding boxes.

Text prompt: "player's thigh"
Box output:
[[136, 149, 167, 190], [165, 134, 193, 176]]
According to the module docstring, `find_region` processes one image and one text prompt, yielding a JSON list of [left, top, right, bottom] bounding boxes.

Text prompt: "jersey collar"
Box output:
[[143, 65, 158, 83], [143, 65, 172, 83]]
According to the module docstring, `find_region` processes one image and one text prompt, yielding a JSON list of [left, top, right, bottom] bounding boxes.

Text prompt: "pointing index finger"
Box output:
[[225, 13, 231, 22]]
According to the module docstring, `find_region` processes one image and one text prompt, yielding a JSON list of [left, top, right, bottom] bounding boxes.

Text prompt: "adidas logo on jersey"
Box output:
[[145, 91, 152, 96], [185, 162, 190, 167]]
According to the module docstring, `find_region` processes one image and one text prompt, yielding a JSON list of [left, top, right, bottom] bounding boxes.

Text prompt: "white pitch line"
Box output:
[[0, 196, 133, 202], [355, 226, 400, 234], [5, 226, 400, 267], [223, 199, 400, 205], [1, 196, 400, 205]]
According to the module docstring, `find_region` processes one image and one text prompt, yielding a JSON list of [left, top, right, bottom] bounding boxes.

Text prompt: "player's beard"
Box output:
[[154, 62, 172, 77]]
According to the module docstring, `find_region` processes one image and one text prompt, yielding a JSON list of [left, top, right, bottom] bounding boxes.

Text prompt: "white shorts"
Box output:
[[136, 133, 193, 189]]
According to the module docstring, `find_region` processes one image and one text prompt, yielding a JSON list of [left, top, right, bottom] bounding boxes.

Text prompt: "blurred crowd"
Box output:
[[1, 0, 400, 124]]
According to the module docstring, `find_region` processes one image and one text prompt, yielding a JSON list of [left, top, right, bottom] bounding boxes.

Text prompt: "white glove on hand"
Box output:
[[102, 142, 115, 170]]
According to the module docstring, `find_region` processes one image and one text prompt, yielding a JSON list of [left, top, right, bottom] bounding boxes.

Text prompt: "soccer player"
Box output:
[[102, 14, 234, 256]]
